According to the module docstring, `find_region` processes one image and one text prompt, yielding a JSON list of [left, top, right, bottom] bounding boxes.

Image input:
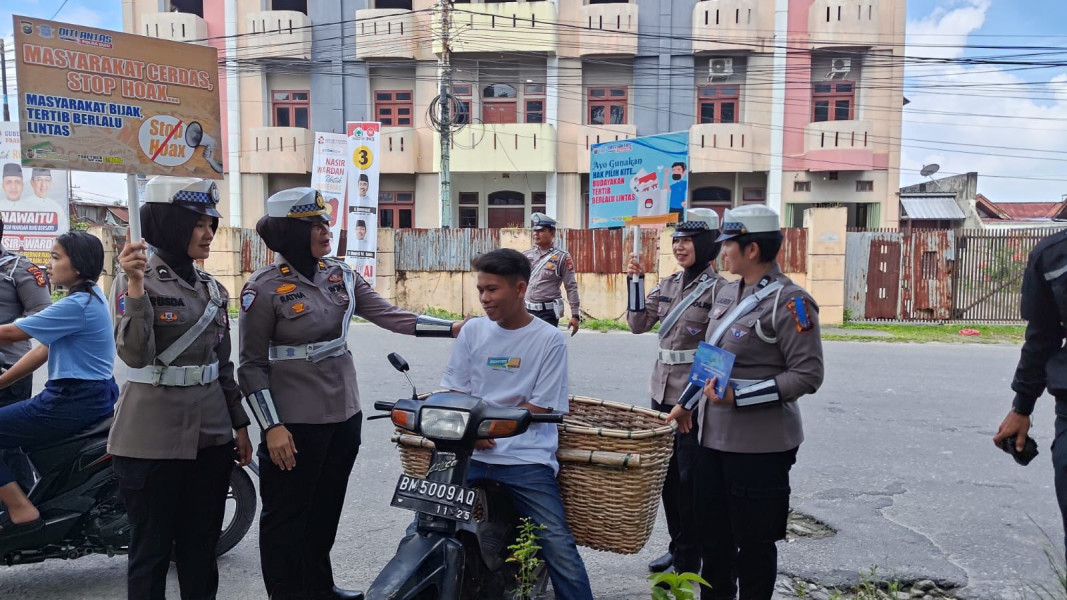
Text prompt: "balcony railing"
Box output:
[[243, 127, 313, 174], [436, 124, 556, 173], [380, 127, 418, 174], [689, 123, 760, 172], [576, 125, 638, 174], [355, 9, 416, 59], [243, 11, 312, 60], [437, 2, 558, 55], [140, 12, 208, 44], [809, 1, 881, 48], [803, 120, 876, 170], [579, 4, 638, 56], [692, 0, 763, 53]]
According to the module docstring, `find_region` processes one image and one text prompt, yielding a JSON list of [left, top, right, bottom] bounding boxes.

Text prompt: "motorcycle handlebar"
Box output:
[[530, 412, 564, 424], [373, 401, 395, 412]]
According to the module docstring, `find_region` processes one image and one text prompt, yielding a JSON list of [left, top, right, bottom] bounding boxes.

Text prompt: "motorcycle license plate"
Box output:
[[391, 474, 477, 523]]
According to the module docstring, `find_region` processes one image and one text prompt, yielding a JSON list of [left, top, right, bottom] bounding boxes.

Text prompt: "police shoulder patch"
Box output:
[[328, 273, 342, 283], [788, 296, 814, 333], [241, 287, 258, 312], [27, 265, 46, 287]]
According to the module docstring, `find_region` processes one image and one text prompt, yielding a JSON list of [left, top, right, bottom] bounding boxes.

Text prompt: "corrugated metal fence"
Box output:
[[846, 227, 1061, 322]]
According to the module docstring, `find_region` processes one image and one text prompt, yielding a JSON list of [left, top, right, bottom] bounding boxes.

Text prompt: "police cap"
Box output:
[[672, 208, 720, 238], [717, 205, 780, 242], [266, 187, 329, 222], [530, 212, 557, 231], [144, 176, 222, 218]]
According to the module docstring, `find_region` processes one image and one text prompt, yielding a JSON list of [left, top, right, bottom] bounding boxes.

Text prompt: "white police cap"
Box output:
[[530, 212, 557, 230], [144, 176, 221, 218], [717, 205, 780, 242], [266, 187, 329, 222], [672, 208, 720, 238]]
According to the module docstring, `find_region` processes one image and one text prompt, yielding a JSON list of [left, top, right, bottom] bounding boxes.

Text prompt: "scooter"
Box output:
[[365, 353, 558, 600], [0, 416, 258, 565]]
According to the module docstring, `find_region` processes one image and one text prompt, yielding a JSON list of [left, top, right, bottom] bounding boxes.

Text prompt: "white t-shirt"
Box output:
[[440, 315, 569, 474]]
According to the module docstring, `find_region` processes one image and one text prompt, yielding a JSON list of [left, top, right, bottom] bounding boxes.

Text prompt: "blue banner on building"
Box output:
[[588, 132, 689, 229]]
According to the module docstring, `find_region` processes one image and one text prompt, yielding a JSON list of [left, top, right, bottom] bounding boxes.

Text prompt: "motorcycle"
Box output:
[[365, 353, 558, 600], [0, 416, 258, 565]]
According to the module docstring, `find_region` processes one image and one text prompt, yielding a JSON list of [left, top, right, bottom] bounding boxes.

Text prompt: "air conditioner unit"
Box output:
[[708, 57, 734, 81], [829, 57, 852, 78]]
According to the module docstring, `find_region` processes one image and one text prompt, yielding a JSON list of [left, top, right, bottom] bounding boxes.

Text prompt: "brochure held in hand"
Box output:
[[687, 342, 736, 398]]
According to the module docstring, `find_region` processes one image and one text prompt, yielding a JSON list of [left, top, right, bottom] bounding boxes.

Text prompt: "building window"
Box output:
[[378, 192, 414, 229], [459, 192, 479, 228], [375, 90, 414, 127], [483, 83, 518, 124], [487, 190, 526, 228], [812, 82, 855, 122], [525, 83, 545, 124], [272, 0, 308, 14], [453, 84, 472, 125], [532, 192, 546, 215], [742, 188, 765, 203], [690, 187, 731, 219], [374, 0, 413, 8], [168, 0, 204, 17], [794, 181, 811, 192], [697, 85, 740, 124], [856, 180, 874, 192], [272, 91, 310, 128], [588, 86, 627, 125]]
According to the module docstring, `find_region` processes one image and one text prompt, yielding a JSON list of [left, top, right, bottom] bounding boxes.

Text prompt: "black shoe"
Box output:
[[315, 587, 364, 600], [648, 551, 673, 573]]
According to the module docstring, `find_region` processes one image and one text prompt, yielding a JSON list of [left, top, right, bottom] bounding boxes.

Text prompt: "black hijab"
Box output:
[[683, 230, 722, 287], [142, 203, 217, 285], [256, 215, 317, 280]]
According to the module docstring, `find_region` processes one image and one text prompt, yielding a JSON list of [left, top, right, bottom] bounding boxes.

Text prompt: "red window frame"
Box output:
[[272, 90, 310, 128], [378, 191, 415, 229], [588, 86, 627, 125], [742, 188, 765, 203], [811, 82, 855, 122], [525, 83, 545, 124], [697, 85, 740, 124], [375, 90, 414, 127]]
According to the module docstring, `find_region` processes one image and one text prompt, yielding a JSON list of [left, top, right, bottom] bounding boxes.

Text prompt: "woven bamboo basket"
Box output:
[[390, 395, 676, 555]]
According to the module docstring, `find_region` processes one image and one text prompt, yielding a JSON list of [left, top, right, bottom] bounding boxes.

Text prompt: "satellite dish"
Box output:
[[920, 164, 940, 177]]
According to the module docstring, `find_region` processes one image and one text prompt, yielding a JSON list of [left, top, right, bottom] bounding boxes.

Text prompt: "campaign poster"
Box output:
[[311, 132, 348, 257], [12, 15, 223, 178], [345, 121, 380, 287], [588, 132, 689, 229], [0, 122, 70, 266]]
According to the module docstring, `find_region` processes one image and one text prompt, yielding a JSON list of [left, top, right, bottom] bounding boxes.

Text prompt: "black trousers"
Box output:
[[531, 308, 560, 328], [114, 442, 236, 600], [693, 446, 798, 600], [1053, 416, 1067, 564], [259, 413, 362, 599], [651, 400, 702, 573], [0, 366, 33, 408]]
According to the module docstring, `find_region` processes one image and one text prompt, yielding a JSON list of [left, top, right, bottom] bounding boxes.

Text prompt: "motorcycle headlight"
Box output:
[[419, 408, 470, 440]]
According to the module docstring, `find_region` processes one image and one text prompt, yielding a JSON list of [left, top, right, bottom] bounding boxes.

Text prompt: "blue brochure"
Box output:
[[687, 342, 736, 399]]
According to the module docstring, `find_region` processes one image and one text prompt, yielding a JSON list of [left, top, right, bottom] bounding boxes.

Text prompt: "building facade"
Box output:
[[122, 0, 906, 230]]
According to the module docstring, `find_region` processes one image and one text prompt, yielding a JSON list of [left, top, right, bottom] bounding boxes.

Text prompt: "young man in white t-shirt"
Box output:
[[440, 248, 593, 600]]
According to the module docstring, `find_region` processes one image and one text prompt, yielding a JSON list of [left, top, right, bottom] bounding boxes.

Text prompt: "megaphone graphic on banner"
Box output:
[[185, 121, 223, 173]]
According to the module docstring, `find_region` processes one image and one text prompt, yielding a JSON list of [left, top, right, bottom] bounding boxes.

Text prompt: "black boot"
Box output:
[[311, 587, 364, 600], [648, 551, 673, 573]]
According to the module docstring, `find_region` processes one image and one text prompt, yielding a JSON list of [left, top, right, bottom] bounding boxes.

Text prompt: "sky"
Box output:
[[2, 0, 1067, 203]]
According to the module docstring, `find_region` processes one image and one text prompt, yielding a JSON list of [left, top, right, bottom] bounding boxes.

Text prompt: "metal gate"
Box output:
[[865, 238, 900, 319], [952, 229, 1060, 321]]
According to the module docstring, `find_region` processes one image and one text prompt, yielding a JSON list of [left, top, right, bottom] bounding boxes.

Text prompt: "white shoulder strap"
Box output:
[[155, 276, 224, 366]]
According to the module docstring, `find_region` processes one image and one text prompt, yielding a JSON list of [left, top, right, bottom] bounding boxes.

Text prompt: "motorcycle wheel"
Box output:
[[215, 466, 257, 557]]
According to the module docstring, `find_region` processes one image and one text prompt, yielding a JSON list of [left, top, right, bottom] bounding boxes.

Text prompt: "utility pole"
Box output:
[[1, 38, 11, 122], [438, 0, 453, 228]]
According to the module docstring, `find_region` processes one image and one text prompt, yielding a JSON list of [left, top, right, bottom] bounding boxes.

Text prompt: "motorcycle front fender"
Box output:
[[365, 532, 465, 600]]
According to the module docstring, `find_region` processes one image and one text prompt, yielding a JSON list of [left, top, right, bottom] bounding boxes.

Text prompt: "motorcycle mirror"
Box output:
[[388, 353, 410, 373]]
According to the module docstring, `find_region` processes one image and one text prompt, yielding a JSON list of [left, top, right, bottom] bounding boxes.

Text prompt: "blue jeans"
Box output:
[[0, 378, 117, 486], [468, 461, 594, 600]]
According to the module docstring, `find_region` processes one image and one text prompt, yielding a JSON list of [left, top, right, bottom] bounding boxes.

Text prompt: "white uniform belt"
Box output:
[[657, 349, 697, 365], [269, 343, 348, 361], [127, 362, 219, 387], [525, 299, 562, 312]]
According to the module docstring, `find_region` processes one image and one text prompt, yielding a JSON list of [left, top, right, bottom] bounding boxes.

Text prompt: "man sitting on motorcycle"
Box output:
[[439, 248, 593, 600]]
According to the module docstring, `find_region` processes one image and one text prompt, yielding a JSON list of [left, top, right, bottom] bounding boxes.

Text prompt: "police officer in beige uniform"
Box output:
[[523, 213, 580, 335], [625, 208, 725, 576], [0, 223, 51, 407], [669, 205, 824, 600], [108, 177, 253, 600], [238, 188, 461, 600]]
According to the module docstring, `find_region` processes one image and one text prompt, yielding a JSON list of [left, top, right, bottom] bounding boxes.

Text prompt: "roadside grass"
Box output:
[[823, 322, 1025, 345]]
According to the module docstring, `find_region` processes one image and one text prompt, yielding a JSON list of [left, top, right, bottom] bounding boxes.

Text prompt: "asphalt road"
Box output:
[[0, 325, 1059, 599]]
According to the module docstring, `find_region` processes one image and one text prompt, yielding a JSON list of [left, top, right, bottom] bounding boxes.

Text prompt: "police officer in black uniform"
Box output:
[[0, 219, 51, 407], [994, 229, 1067, 561]]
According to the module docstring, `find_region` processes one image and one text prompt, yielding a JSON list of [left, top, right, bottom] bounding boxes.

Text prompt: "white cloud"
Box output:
[[901, 1, 1067, 201]]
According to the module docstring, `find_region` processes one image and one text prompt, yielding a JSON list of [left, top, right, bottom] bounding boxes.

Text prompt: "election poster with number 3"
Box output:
[[345, 121, 380, 287]]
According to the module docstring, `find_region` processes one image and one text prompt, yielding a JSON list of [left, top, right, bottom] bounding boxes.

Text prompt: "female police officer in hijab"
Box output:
[[109, 177, 253, 600], [625, 208, 725, 576], [238, 188, 462, 600], [669, 205, 824, 600]]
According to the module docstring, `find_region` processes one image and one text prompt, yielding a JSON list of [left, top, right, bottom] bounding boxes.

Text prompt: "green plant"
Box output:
[[424, 306, 465, 321], [842, 308, 853, 323], [506, 518, 546, 600], [648, 571, 709, 600], [50, 289, 67, 302], [1025, 517, 1067, 600]]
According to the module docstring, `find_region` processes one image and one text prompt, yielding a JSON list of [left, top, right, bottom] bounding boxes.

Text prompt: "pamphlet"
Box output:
[[687, 342, 736, 399]]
